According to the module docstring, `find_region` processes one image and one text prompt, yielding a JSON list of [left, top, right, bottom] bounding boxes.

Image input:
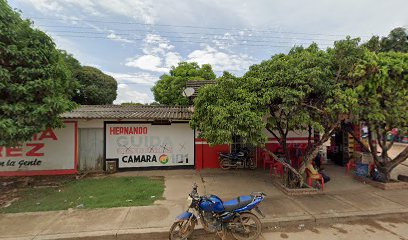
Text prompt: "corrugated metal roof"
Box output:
[[186, 80, 216, 97], [61, 105, 193, 120]]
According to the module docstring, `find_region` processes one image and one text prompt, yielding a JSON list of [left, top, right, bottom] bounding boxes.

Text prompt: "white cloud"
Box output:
[[107, 33, 134, 43], [97, 0, 157, 24], [114, 84, 152, 104], [125, 55, 169, 72], [20, 0, 63, 12], [143, 34, 174, 55], [125, 34, 181, 72], [212, 32, 238, 50], [106, 72, 158, 86], [187, 46, 254, 72], [165, 52, 182, 68], [125, 33, 253, 73], [21, 0, 157, 24]]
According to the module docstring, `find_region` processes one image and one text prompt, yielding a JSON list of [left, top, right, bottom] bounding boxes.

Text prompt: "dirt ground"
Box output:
[[0, 175, 78, 208]]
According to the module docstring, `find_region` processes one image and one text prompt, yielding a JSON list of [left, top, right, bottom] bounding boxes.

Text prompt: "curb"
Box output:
[[3, 209, 408, 240]]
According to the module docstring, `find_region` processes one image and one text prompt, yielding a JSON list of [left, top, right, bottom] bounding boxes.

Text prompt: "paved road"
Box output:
[[189, 217, 408, 240]]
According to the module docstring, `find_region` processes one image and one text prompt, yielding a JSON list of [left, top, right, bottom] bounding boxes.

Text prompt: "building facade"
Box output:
[[0, 105, 312, 176]]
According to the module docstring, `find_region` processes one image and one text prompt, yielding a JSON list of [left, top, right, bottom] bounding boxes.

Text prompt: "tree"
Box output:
[[381, 27, 408, 53], [363, 27, 408, 53], [353, 50, 408, 181], [121, 102, 144, 106], [151, 62, 216, 105], [0, 0, 76, 147], [59, 50, 81, 74], [244, 45, 333, 162], [58, 50, 118, 105], [58, 50, 80, 98], [72, 66, 117, 105], [191, 40, 361, 188]]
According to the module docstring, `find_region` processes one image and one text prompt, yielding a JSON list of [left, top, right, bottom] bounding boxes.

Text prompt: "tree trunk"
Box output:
[[298, 124, 339, 174], [367, 125, 408, 182], [343, 124, 370, 152], [383, 146, 408, 180], [262, 148, 304, 187], [281, 139, 291, 164]]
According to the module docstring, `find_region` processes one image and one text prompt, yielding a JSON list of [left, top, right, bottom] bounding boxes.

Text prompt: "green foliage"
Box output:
[[0, 176, 164, 213], [58, 49, 118, 105], [0, 0, 76, 146], [192, 42, 359, 148], [57, 50, 81, 98], [363, 36, 382, 52], [192, 40, 361, 182], [72, 66, 117, 105], [58, 50, 81, 75], [352, 50, 408, 178], [354, 50, 408, 136], [191, 72, 267, 146], [362, 27, 408, 53], [121, 102, 144, 106], [381, 27, 408, 53], [245, 44, 336, 135], [152, 62, 216, 105]]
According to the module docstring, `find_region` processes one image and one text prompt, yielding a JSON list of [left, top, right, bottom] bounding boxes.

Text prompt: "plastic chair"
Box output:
[[369, 162, 376, 172], [262, 151, 274, 170], [269, 159, 284, 177], [306, 168, 324, 190], [345, 159, 356, 175]]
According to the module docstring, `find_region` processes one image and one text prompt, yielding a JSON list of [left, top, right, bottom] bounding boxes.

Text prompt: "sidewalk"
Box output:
[[1, 167, 408, 240]]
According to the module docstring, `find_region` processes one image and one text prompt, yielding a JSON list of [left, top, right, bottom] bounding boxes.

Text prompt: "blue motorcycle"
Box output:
[[169, 184, 266, 240]]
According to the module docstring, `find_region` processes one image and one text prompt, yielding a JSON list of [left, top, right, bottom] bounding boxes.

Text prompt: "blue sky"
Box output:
[[9, 0, 408, 104]]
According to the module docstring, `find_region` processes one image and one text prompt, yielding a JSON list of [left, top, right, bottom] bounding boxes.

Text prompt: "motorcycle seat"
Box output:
[[223, 195, 254, 212]]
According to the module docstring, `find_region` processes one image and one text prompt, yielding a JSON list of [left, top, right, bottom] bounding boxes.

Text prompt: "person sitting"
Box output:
[[310, 152, 330, 183]]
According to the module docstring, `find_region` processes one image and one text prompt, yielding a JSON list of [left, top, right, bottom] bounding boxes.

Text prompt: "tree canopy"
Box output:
[[191, 40, 362, 187], [353, 50, 408, 180], [0, 0, 76, 146], [72, 66, 117, 105], [57, 50, 118, 105], [151, 62, 216, 105], [363, 27, 408, 53]]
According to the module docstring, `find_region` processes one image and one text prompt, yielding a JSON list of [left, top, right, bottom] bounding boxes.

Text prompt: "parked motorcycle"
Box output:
[[218, 148, 256, 170], [169, 183, 266, 240]]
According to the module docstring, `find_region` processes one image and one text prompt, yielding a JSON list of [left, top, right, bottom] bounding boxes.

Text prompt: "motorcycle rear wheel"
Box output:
[[230, 212, 262, 240], [169, 219, 195, 240], [219, 158, 232, 170]]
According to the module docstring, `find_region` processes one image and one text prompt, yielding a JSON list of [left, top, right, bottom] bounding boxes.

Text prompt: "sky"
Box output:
[[8, 0, 408, 104]]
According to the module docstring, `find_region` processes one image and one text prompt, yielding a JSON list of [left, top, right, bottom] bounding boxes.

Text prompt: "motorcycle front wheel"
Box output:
[[219, 158, 232, 170], [230, 212, 262, 240], [169, 219, 195, 240], [248, 159, 257, 170]]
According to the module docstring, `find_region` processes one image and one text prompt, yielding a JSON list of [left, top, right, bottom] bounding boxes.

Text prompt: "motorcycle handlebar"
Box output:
[[251, 192, 267, 197]]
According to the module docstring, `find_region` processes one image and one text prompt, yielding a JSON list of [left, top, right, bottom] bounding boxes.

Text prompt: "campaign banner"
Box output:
[[0, 122, 77, 176], [105, 123, 194, 168]]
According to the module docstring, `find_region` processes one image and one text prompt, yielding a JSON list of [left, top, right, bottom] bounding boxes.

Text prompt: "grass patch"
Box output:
[[0, 176, 164, 213]]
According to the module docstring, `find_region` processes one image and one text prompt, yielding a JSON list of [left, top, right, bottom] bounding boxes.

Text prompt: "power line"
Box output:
[[41, 28, 339, 42], [46, 30, 335, 45], [37, 24, 342, 42], [29, 16, 369, 38], [51, 34, 332, 48]]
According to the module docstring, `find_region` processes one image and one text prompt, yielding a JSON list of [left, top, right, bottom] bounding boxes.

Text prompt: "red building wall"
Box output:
[[195, 136, 312, 170]]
